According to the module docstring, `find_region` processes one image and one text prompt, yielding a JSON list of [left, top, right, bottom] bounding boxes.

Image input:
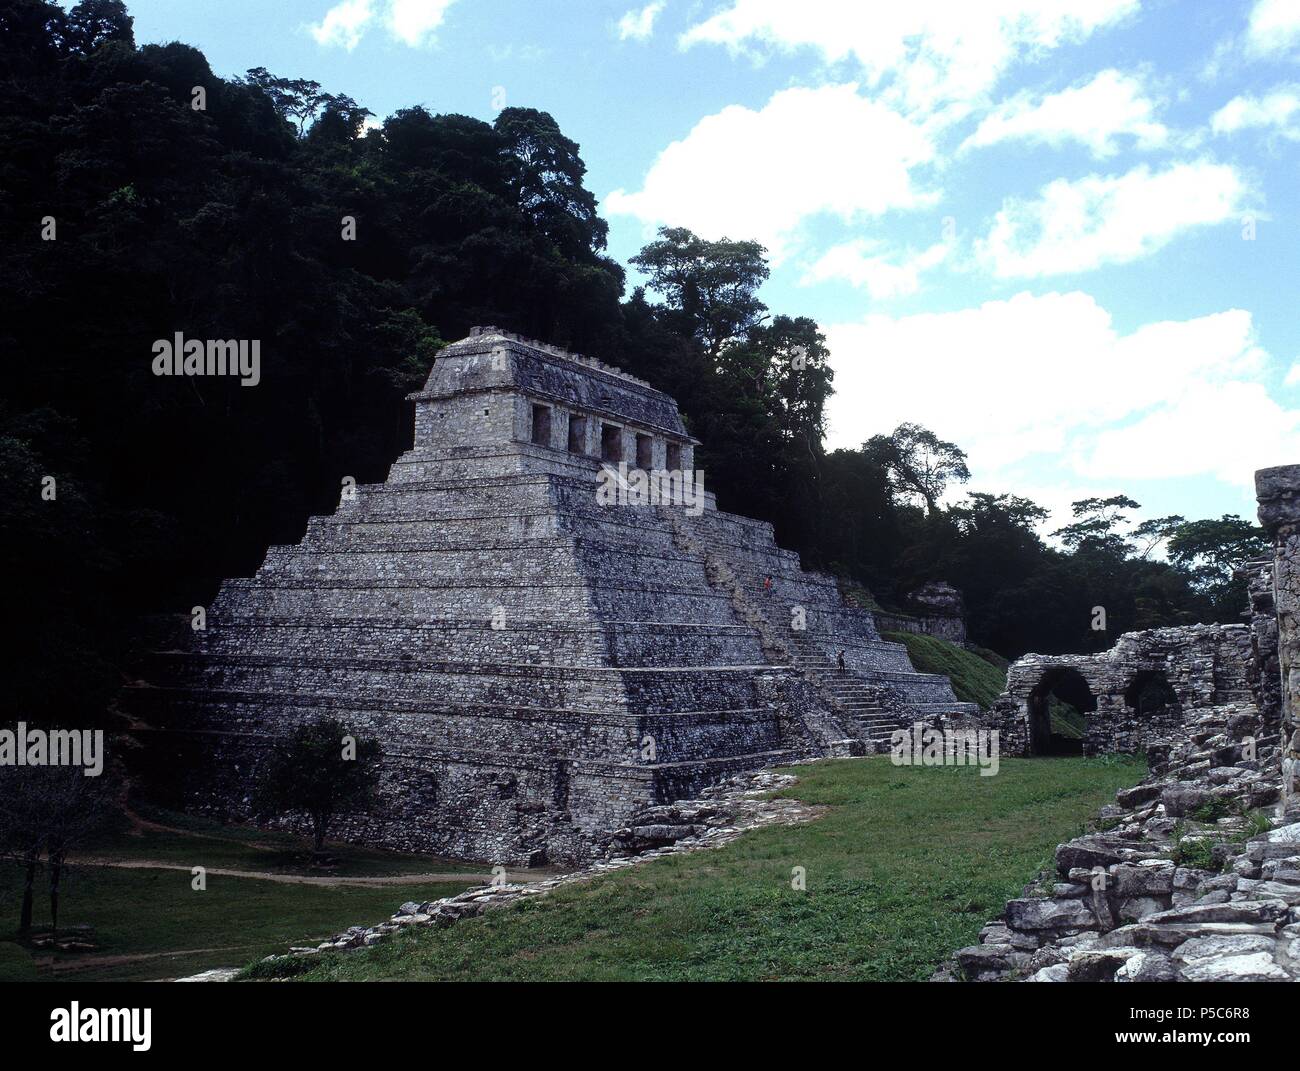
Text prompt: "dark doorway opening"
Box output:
[[1125, 670, 1181, 720], [531, 404, 551, 447], [600, 423, 622, 463], [1028, 667, 1095, 755], [567, 414, 587, 454]]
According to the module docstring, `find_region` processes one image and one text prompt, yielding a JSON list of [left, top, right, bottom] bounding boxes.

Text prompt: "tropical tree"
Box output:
[[0, 763, 116, 937], [254, 720, 382, 859], [1169, 514, 1269, 615], [630, 226, 769, 358], [865, 423, 971, 516]]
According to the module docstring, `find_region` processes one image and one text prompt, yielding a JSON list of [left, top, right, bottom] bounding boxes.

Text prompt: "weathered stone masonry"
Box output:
[[947, 464, 1300, 983], [1257, 464, 1300, 809], [126, 329, 972, 864], [985, 623, 1257, 757]]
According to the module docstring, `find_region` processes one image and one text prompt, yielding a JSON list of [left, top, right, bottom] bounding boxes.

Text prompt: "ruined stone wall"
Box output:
[[871, 581, 968, 646], [873, 609, 967, 646], [1241, 558, 1282, 729], [986, 623, 1256, 757], [1257, 465, 1300, 808], [948, 462, 1300, 984]]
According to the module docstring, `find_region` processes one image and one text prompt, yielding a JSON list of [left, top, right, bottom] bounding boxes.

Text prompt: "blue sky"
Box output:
[[118, 0, 1300, 532]]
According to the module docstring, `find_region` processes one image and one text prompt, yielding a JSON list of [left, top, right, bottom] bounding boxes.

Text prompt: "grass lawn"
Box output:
[[89, 804, 486, 878], [0, 806, 483, 983], [290, 754, 1146, 982]]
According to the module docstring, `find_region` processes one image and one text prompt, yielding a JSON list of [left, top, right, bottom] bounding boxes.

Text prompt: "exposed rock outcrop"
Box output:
[[942, 702, 1298, 982], [944, 461, 1300, 983]]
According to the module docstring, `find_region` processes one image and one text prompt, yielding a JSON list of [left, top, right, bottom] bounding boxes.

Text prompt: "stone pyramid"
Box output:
[[130, 328, 973, 864]]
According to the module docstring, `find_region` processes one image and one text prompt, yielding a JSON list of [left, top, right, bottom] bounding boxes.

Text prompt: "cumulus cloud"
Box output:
[[605, 84, 938, 261], [963, 69, 1168, 157], [310, 0, 376, 50], [309, 0, 455, 50], [1211, 85, 1300, 137], [823, 291, 1288, 496], [679, 0, 1138, 112], [802, 240, 951, 299], [618, 2, 665, 41], [1076, 381, 1300, 486], [976, 161, 1250, 279], [1247, 0, 1300, 56]]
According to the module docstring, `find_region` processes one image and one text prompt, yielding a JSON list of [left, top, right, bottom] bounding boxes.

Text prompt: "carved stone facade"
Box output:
[[126, 329, 973, 864]]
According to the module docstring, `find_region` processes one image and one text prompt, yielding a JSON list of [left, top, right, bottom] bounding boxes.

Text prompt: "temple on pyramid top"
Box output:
[[398, 326, 703, 489], [127, 329, 975, 866]]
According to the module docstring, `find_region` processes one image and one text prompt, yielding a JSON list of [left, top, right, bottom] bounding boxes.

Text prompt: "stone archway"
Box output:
[[1027, 666, 1097, 755], [1121, 668, 1184, 746], [1124, 669, 1180, 717]]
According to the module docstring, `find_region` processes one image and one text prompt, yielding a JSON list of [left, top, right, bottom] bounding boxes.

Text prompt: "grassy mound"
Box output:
[[883, 631, 1085, 738], [881, 631, 1007, 710], [288, 754, 1145, 982]]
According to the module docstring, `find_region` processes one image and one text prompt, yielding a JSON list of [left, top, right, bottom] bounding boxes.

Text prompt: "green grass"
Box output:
[[0, 941, 37, 982], [882, 631, 1007, 710], [90, 804, 483, 878], [289, 754, 1146, 982], [1047, 701, 1086, 740], [0, 808, 482, 982]]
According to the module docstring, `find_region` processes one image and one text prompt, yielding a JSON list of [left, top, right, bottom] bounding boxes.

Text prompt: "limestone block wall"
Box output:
[[125, 329, 972, 864], [1256, 464, 1300, 808], [872, 581, 969, 646], [986, 623, 1256, 756], [1240, 558, 1281, 728]]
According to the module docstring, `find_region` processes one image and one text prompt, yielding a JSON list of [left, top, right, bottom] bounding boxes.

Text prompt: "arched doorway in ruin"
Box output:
[[1027, 667, 1096, 755], [1123, 669, 1181, 722]]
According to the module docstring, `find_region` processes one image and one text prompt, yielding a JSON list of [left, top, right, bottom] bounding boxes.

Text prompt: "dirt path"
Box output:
[[118, 803, 286, 852], [70, 858, 550, 886], [44, 946, 258, 974]]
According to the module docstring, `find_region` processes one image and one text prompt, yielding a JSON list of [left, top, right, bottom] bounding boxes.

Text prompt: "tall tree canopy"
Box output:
[[0, 0, 1269, 739]]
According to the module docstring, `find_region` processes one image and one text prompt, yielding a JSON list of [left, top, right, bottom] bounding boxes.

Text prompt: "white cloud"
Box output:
[[824, 292, 1288, 494], [605, 84, 938, 260], [802, 240, 951, 299], [963, 69, 1168, 157], [1211, 85, 1300, 136], [679, 0, 1139, 112], [1285, 360, 1300, 386], [976, 160, 1250, 278], [1247, 0, 1300, 56], [309, 0, 454, 49], [619, 2, 665, 41], [310, 0, 376, 50], [386, 0, 456, 47], [1076, 381, 1300, 487]]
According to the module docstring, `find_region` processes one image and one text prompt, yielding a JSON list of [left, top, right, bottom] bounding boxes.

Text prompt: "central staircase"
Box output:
[[787, 635, 901, 746]]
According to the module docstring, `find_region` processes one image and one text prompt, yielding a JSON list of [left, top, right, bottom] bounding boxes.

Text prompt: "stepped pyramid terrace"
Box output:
[[127, 328, 974, 865]]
